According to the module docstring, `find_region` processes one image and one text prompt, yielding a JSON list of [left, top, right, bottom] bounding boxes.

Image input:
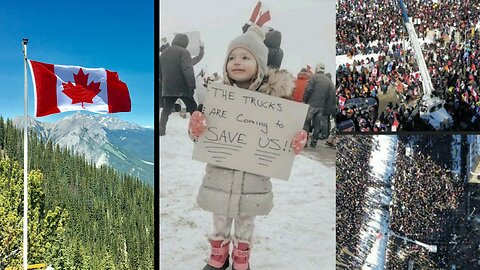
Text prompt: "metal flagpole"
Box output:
[[22, 38, 29, 270]]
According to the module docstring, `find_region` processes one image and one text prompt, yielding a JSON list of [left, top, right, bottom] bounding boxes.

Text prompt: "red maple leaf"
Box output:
[[62, 68, 101, 108]]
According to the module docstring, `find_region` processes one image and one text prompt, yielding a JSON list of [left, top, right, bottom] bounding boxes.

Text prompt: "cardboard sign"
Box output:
[[182, 31, 201, 57], [192, 83, 309, 180]]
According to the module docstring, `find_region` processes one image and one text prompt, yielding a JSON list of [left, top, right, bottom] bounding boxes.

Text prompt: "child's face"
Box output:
[[226, 47, 258, 86]]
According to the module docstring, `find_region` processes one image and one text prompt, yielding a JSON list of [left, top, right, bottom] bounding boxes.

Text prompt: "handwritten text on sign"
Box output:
[[192, 83, 308, 180]]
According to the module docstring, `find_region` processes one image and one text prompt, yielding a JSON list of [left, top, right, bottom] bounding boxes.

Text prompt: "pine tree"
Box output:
[[0, 117, 154, 269], [0, 159, 69, 268]]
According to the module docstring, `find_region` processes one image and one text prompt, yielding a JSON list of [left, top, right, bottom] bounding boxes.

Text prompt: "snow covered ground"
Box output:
[[451, 135, 461, 177], [360, 136, 397, 270], [336, 30, 438, 69], [160, 113, 335, 270]]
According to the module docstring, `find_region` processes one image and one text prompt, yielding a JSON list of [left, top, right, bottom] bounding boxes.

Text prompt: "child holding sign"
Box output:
[[189, 24, 307, 270]]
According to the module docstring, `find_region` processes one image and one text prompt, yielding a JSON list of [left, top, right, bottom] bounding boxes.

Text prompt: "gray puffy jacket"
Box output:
[[196, 68, 295, 217]]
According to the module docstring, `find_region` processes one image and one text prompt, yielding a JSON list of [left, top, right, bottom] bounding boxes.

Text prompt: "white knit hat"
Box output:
[[224, 24, 268, 90], [315, 62, 326, 73]]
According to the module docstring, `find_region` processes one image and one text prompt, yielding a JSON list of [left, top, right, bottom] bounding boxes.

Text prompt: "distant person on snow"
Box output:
[[264, 27, 283, 69], [303, 62, 335, 147], [292, 67, 311, 102], [177, 41, 205, 118], [188, 24, 307, 270], [159, 33, 198, 136], [159, 37, 170, 109], [242, 24, 283, 69]]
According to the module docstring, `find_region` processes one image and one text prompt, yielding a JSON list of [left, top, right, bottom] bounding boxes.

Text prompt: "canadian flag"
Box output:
[[28, 60, 131, 117], [338, 96, 347, 109], [471, 87, 478, 102], [392, 116, 400, 131]]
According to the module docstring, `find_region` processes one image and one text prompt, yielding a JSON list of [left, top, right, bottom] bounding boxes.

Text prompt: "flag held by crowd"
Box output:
[[28, 60, 131, 117]]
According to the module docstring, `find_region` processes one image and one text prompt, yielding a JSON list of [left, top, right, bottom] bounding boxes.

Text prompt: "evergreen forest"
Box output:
[[0, 116, 154, 269]]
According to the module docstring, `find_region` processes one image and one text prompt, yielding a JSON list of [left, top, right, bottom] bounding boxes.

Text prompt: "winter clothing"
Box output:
[[304, 106, 328, 142], [292, 130, 308, 155], [264, 29, 284, 69], [160, 33, 196, 97], [315, 62, 326, 73], [198, 26, 295, 269], [197, 67, 294, 218], [160, 33, 198, 135], [303, 63, 335, 141], [160, 42, 170, 53], [242, 24, 283, 69], [224, 24, 268, 91], [192, 46, 205, 66], [160, 37, 170, 52], [303, 68, 334, 110], [292, 70, 311, 102], [160, 96, 197, 136], [232, 240, 251, 270], [202, 214, 254, 269], [197, 162, 273, 218], [189, 111, 207, 139], [203, 236, 230, 270], [211, 213, 256, 243]]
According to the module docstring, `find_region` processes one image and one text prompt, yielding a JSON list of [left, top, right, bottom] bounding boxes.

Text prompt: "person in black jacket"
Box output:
[[264, 28, 283, 69], [159, 38, 170, 109], [159, 33, 197, 136], [303, 62, 335, 147], [242, 24, 283, 69]]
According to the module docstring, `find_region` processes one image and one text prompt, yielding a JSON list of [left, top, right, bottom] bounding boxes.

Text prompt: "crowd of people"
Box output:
[[336, 135, 475, 269], [336, 0, 480, 131], [159, 14, 337, 268], [336, 135, 374, 268], [386, 137, 465, 269], [160, 22, 336, 146]]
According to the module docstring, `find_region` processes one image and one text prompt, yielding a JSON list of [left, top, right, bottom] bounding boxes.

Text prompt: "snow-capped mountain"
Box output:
[[14, 112, 154, 185]]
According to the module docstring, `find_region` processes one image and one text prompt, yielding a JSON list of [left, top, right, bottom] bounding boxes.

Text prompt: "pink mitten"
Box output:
[[292, 130, 308, 155], [189, 111, 207, 139]]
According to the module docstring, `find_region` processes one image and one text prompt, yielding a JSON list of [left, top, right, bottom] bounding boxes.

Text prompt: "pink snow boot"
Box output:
[[202, 237, 230, 270], [232, 240, 251, 270]]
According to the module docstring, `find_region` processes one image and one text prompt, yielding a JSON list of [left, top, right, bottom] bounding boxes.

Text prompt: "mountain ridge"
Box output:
[[13, 112, 154, 185]]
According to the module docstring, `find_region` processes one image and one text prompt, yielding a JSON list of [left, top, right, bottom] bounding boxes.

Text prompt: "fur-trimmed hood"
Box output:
[[257, 68, 295, 99], [223, 67, 295, 99]]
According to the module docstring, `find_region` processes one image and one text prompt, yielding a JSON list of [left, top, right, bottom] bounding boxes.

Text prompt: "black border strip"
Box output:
[[154, 0, 160, 269]]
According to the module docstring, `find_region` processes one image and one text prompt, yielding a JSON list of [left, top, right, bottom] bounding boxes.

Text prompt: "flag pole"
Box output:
[[22, 38, 29, 270]]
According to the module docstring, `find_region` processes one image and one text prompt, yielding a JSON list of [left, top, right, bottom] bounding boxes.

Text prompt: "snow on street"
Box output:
[[160, 113, 335, 270], [360, 136, 397, 270]]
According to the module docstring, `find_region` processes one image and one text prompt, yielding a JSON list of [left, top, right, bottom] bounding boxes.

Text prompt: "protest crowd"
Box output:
[[336, 135, 475, 269], [336, 0, 480, 131], [336, 135, 374, 268], [160, 4, 337, 269], [386, 137, 466, 269], [160, 17, 336, 147]]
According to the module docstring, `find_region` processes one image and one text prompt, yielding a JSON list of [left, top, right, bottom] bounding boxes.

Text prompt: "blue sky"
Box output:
[[0, 0, 154, 127]]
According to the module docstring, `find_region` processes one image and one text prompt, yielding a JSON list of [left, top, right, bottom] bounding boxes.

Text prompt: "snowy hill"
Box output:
[[14, 112, 154, 185], [160, 113, 335, 269]]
